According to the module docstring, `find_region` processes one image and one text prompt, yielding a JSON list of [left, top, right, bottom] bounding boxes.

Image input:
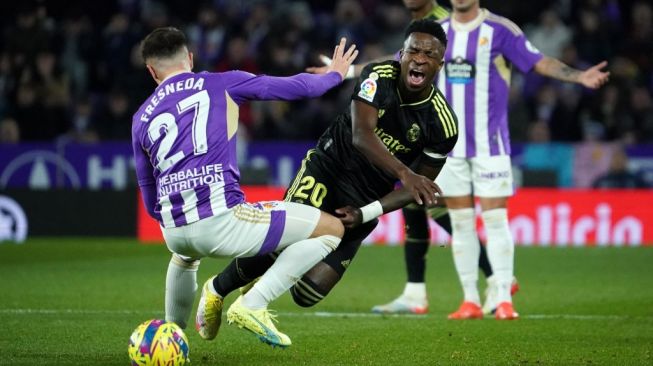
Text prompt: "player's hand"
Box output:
[[399, 170, 442, 206], [579, 60, 610, 89], [335, 205, 363, 229]]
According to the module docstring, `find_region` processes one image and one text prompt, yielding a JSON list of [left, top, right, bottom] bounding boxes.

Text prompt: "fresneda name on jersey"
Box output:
[[158, 163, 224, 196], [140, 77, 206, 122]]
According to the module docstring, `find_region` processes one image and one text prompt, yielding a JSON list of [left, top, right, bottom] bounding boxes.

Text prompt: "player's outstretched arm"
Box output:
[[228, 38, 358, 101], [534, 56, 610, 89]]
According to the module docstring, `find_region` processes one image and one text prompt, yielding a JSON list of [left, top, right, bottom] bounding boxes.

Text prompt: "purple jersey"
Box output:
[[132, 70, 342, 228], [438, 9, 543, 158]]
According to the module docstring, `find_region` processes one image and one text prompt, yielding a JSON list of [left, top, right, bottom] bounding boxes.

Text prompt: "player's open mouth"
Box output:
[[408, 70, 426, 87]]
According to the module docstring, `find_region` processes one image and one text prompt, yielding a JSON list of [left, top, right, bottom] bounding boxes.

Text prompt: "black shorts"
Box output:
[[284, 149, 379, 276]]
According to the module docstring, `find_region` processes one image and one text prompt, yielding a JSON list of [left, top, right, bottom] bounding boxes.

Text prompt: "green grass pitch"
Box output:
[[1, 238, 652, 365]]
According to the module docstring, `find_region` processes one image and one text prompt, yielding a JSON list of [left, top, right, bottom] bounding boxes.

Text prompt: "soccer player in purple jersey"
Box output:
[[439, 0, 608, 320], [132, 27, 358, 348]]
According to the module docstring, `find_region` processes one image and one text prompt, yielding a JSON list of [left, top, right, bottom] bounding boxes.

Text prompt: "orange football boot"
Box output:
[[447, 301, 483, 320], [494, 302, 519, 320]]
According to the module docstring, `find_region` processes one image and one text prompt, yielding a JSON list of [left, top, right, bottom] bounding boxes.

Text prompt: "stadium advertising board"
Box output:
[[0, 143, 134, 190], [138, 188, 653, 246]]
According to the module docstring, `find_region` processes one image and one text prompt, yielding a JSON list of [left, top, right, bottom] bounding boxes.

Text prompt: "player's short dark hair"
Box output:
[[140, 27, 188, 62], [404, 19, 447, 48]]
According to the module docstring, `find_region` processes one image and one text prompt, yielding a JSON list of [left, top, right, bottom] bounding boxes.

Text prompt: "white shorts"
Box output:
[[436, 155, 514, 197], [161, 201, 321, 260]]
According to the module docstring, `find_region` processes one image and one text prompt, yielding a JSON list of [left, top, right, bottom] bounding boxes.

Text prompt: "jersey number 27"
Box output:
[[147, 90, 210, 172]]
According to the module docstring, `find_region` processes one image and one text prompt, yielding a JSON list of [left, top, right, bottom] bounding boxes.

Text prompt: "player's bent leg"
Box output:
[[228, 204, 343, 346], [292, 220, 375, 307], [165, 253, 200, 330], [228, 233, 340, 347]]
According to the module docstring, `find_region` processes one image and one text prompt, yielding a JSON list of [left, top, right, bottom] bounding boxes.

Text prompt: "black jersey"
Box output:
[[309, 60, 458, 204]]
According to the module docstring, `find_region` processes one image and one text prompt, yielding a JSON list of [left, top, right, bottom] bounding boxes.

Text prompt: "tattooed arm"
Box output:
[[533, 56, 610, 89]]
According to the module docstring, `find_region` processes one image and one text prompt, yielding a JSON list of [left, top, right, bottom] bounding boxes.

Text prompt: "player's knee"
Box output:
[[170, 253, 200, 269], [314, 211, 345, 239]]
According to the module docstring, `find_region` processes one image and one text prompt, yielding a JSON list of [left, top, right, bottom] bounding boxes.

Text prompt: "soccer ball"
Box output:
[[128, 319, 190, 366]]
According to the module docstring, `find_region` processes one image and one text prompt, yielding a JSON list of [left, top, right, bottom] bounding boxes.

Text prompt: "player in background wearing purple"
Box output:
[[438, 0, 608, 319], [132, 27, 358, 347]]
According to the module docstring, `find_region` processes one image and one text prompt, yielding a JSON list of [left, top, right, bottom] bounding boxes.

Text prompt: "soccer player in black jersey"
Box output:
[[200, 20, 457, 328], [309, 0, 500, 315]]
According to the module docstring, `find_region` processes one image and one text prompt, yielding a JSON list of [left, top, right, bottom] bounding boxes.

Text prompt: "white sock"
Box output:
[[165, 254, 199, 329], [402, 282, 426, 300], [242, 235, 341, 310], [482, 208, 514, 304], [449, 208, 481, 305]]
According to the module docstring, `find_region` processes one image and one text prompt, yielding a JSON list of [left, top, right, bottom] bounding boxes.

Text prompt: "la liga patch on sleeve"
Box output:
[[357, 78, 377, 102]]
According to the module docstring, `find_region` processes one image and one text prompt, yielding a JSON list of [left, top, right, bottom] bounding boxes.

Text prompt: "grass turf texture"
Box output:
[[0, 238, 651, 365]]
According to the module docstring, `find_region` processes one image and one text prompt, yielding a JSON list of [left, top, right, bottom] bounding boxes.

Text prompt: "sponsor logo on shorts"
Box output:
[[477, 170, 511, 179]]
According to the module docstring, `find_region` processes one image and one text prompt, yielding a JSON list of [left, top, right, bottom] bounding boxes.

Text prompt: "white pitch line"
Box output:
[[0, 308, 163, 315], [1, 308, 650, 321]]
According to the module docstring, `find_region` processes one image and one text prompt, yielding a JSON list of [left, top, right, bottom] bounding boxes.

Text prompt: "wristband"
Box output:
[[360, 200, 383, 223]]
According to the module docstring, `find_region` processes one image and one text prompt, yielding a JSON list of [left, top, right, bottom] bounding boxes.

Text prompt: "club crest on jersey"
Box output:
[[406, 123, 420, 142], [358, 78, 377, 102]]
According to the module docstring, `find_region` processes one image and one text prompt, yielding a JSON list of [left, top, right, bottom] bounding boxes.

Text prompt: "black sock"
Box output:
[[403, 206, 429, 283], [405, 240, 429, 282], [213, 255, 275, 297], [478, 243, 493, 278]]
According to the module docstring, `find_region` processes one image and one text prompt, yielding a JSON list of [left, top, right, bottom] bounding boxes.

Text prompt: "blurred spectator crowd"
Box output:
[[0, 0, 652, 145]]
